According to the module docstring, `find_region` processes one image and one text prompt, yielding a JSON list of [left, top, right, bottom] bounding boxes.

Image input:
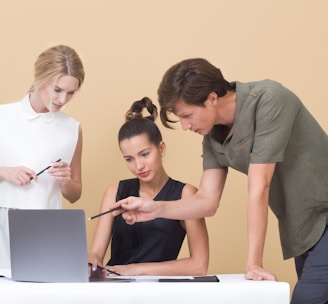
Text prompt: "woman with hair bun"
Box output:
[[88, 97, 209, 276]]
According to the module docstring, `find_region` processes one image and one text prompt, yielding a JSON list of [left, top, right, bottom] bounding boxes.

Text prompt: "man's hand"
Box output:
[[113, 196, 159, 224], [245, 265, 277, 281]]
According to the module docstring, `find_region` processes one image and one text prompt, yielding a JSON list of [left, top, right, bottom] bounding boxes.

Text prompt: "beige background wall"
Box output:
[[1, 0, 328, 293]]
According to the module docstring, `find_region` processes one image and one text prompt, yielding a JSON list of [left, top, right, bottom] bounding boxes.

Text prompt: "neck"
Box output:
[[139, 171, 169, 199], [29, 92, 48, 113], [216, 91, 236, 128]]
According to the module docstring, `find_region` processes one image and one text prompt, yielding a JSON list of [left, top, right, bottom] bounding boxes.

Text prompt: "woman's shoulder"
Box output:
[[0, 99, 21, 111], [103, 183, 120, 196], [116, 178, 139, 200], [168, 178, 197, 197], [0, 100, 23, 123], [118, 178, 139, 187], [56, 111, 80, 125], [181, 183, 197, 197]]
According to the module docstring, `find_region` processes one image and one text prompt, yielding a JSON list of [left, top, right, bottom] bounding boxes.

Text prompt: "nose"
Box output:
[[56, 93, 66, 105], [135, 158, 145, 171], [180, 119, 191, 131], [57, 92, 71, 105]]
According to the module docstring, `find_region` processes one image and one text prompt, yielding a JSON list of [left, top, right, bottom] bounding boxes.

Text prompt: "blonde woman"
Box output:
[[0, 45, 85, 268]]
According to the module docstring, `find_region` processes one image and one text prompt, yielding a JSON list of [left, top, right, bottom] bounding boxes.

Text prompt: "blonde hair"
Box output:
[[29, 45, 85, 93]]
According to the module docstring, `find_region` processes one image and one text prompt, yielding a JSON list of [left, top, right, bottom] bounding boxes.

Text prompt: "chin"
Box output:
[[196, 130, 207, 136], [202, 130, 211, 136]]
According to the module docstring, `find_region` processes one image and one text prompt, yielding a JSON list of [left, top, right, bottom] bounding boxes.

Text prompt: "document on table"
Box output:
[[106, 275, 220, 282]]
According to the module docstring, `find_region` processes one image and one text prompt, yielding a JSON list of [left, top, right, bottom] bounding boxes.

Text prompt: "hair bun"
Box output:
[[125, 97, 158, 122]]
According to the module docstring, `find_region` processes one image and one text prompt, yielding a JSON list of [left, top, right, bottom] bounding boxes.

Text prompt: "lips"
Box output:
[[52, 103, 62, 111], [138, 171, 150, 178]]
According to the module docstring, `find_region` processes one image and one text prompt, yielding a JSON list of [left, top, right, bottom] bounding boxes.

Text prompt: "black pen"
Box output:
[[88, 206, 122, 220], [88, 262, 121, 276], [36, 158, 62, 176], [30, 158, 62, 180]]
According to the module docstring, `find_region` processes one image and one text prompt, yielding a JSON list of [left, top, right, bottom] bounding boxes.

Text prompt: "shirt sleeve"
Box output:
[[250, 83, 301, 163], [202, 135, 227, 170]]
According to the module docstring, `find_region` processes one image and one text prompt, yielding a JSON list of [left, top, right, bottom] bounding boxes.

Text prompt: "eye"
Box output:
[[181, 114, 191, 119], [141, 152, 150, 157], [124, 157, 133, 162], [53, 87, 76, 95]]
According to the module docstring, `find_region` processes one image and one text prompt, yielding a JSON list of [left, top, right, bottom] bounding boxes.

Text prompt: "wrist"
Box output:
[[155, 200, 164, 219], [0, 167, 7, 181], [246, 261, 263, 272], [136, 264, 143, 275]]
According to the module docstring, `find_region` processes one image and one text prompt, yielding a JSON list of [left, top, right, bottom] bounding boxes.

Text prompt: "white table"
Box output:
[[0, 271, 290, 304]]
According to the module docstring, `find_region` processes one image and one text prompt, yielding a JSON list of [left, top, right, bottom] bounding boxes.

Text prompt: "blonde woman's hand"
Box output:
[[47, 160, 71, 185], [0, 166, 36, 185]]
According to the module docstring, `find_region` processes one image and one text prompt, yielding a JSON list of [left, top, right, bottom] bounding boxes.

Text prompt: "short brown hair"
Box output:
[[158, 58, 232, 128]]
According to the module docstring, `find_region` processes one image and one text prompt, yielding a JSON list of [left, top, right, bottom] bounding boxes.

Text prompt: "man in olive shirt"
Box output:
[[116, 58, 328, 304]]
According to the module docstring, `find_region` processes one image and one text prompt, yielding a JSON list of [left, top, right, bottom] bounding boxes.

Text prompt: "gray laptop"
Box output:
[[8, 209, 89, 282]]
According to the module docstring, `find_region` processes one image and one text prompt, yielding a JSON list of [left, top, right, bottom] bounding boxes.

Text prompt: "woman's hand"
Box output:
[[0, 166, 36, 185], [88, 254, 105, 278], [47, 160, 71, 185], [106, 263, 141, 276]]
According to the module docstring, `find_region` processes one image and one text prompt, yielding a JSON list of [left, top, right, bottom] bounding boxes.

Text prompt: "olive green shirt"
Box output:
[[203, 80, 328, 259]]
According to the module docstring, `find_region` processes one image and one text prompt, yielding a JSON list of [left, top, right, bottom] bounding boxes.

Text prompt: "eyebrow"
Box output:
[[174, 111, 191, 118], [54, 85, 76, 94], [123, 148, 151, 158]]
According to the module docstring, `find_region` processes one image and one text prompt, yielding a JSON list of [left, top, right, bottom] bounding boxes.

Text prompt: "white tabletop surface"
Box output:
[[0, 269, 290, 304]]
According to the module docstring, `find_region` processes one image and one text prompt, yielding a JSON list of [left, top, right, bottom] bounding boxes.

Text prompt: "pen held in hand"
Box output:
[[88, 262, 121, 276], [30, 158, 62, 179], [88, 206, 122, 221]]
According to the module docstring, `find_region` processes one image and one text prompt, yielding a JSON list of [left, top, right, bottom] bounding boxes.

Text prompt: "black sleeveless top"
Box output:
[[107, 178, 186, 265]]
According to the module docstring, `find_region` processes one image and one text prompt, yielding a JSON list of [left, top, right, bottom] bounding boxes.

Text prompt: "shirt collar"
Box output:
[[21, 94, 56, 123]]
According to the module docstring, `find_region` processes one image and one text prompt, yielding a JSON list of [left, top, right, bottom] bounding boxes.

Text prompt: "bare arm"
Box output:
[[49, 126, 83, 203], [108, 184, 209, 276], [88, 184, 119, 272], [245, 163, 277, 281], [118, 168, 228, 223]]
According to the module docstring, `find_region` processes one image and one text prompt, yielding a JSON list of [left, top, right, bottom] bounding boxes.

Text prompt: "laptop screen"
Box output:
[[8, 209, 89, 282]]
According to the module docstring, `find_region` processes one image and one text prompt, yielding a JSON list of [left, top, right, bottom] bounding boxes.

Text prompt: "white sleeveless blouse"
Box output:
[[0, 95, 80, 209]]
